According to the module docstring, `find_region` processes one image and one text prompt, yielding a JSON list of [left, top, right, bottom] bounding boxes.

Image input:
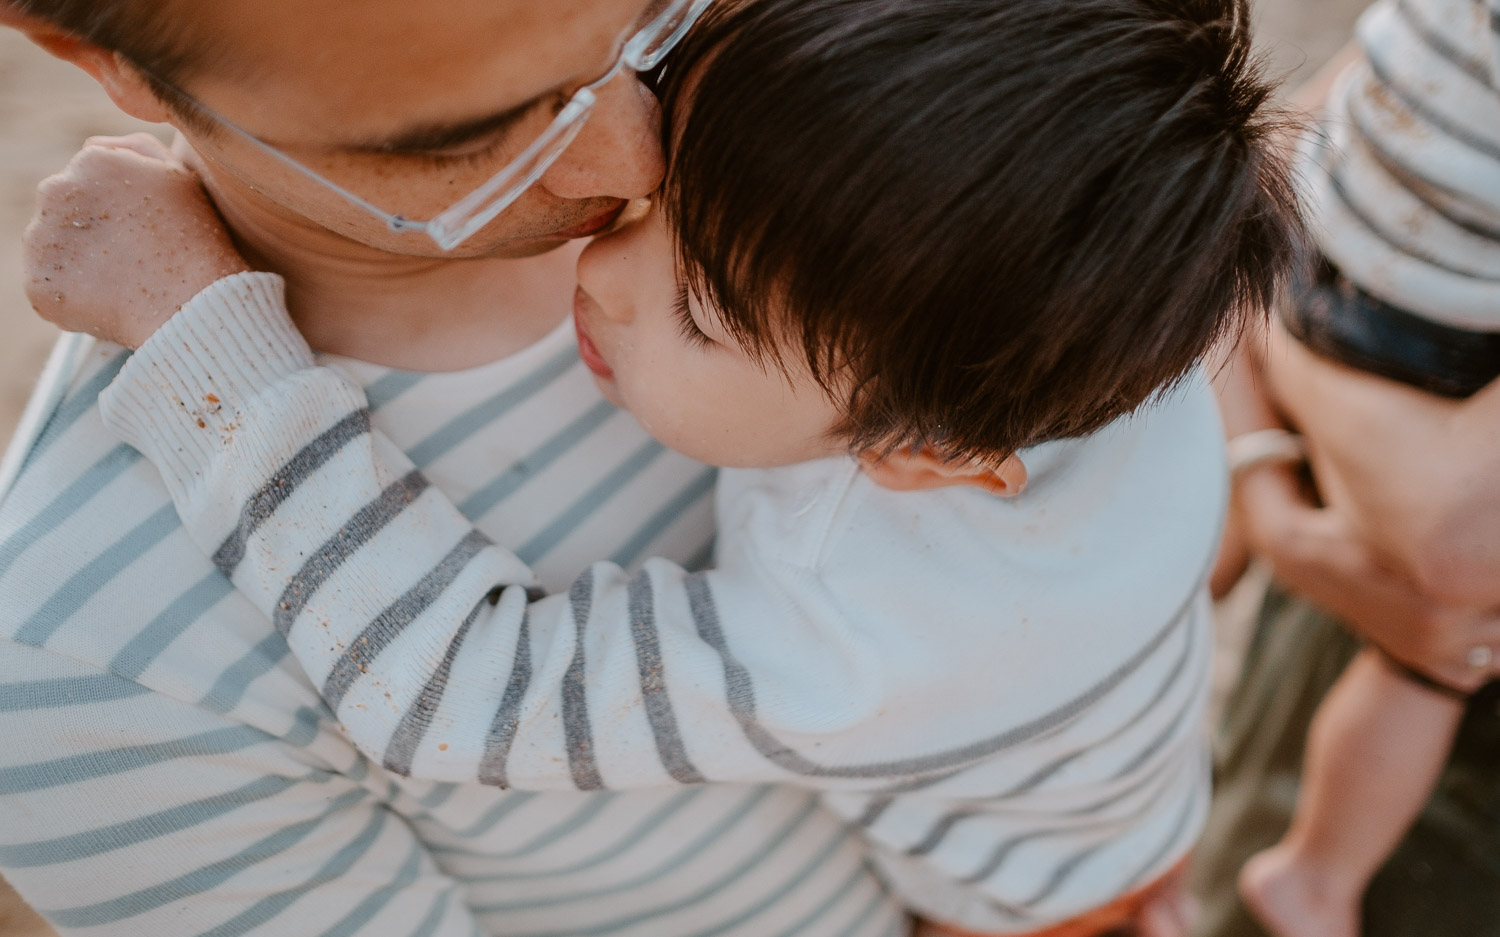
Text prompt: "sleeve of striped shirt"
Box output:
[[97, 273, 961, 792], [0, 641, 486, 937]]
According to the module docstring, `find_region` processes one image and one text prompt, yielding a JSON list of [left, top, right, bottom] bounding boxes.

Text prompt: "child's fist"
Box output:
[[24, 133, 250, 349]]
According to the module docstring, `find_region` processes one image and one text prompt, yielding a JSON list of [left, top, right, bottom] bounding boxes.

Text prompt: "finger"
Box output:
[[83, 132, 174, 161], [1237, 463, 1321, 555], [58, 141, 192, 193]]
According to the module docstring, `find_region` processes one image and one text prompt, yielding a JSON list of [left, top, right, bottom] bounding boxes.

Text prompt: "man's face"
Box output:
[[169, 0, 663, 259]]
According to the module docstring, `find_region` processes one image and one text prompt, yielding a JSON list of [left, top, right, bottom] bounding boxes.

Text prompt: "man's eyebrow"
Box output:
[[355, 85, 567, 154]]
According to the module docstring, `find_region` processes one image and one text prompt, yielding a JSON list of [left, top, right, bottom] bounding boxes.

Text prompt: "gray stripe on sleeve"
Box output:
[[479, 610, 534, 788], [1018, 841, 1109, 912], [1364, 46, 1500, 163], [321, 528, 493, 709], [1345, 112, 1500, 243], [900, 658, 1196, 862], [382, 588, 497, 777], [271, 469, 429, 637], [212, 409, 371, 577], [860, 622, 1194, 862], [684, 574, 1199, 781], [906, 809, 980, 857], [561, 570, 604, 790], [1327, 165, 1499, 279], [856, 796, 894, 828], [1394, 0, 1491, 86], [627, 572, 707, 784], [1017, 756, 1194, 911], [1123, 770, 1202, 890], [961, 754, 1180, 888], [981, 601, 1200, 800]]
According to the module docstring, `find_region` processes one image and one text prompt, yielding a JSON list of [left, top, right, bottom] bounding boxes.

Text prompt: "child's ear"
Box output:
[[859, 448, 1028, 498], [1, 7, 174, 125]]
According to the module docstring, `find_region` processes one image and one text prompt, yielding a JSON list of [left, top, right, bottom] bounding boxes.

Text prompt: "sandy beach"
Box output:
[[0, 1, 1371, 933]]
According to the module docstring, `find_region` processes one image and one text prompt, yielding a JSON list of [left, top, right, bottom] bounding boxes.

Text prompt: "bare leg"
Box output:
[[1239, 647, 1464, 937]]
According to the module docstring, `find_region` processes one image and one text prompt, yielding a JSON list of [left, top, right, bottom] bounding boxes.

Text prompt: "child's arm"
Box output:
[[26, 139, 948, 794], [111, 287, 930, 791]]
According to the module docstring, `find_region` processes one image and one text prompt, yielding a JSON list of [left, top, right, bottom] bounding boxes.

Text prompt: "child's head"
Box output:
[[572, 0, 1300, 477]]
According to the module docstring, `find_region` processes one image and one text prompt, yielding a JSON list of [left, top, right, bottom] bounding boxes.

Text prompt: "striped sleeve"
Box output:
[[95, 273, 1210, 931], [96, 273, 977, 794], [1301, 0, 1500, 330], [0, 641, 485, 937]]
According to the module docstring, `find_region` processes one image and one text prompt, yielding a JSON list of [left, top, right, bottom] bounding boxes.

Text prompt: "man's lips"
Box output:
[[573, 295, 614, 379], [553, 201, 628, 240]]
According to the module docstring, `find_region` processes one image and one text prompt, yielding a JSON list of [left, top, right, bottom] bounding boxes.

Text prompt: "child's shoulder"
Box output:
[[825, 376, 1224, 610], [715, 375, 1224, 625]]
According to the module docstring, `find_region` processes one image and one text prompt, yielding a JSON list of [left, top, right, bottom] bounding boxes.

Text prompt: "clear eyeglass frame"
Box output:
[[155, 0, 714, 251]]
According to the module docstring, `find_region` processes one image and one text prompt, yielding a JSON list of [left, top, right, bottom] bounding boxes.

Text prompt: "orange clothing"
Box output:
[[932, 859, 1188, 937]]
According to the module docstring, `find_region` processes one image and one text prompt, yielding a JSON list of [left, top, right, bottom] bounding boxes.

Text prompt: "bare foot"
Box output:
[[1239, 845, 1360, 937]]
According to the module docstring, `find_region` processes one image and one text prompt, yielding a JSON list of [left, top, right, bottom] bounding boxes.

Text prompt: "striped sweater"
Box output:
[[93, 273, 1221, 933], [1301, 0, 1500, 330], [0, 317, 903, 936]]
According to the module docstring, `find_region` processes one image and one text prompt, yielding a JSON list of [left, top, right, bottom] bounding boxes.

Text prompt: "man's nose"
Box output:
[[541, 72, 664, 202]]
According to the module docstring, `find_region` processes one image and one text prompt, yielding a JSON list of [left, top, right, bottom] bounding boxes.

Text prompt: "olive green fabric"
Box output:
[[1191, 584, 1500, 937]]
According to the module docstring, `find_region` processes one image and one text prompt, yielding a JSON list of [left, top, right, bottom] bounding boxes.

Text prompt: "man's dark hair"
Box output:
[[660, 0, 1302, 463]]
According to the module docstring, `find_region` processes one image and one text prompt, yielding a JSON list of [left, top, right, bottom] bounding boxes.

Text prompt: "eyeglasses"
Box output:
[[156, 0, 713, 251]]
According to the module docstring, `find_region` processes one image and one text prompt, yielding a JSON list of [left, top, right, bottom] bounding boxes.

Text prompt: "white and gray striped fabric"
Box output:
[[1301, 0, 1500, 329], [0, 324, 905, 937], [92, 274, 1222, 933]]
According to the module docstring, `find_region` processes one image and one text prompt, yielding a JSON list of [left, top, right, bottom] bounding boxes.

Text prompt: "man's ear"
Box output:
[[859, 448, 1028, 498], [0, 4, 173, 124]]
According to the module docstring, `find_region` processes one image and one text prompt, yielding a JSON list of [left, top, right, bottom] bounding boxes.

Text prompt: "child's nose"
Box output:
[[576, 228, 637, 325]]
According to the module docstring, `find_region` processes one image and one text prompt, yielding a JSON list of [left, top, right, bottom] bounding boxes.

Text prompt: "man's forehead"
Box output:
[[184, 0, 652, 144]]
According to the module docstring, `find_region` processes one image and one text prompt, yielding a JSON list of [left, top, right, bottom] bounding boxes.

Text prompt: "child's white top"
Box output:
[[99, 273, 1223, 933]]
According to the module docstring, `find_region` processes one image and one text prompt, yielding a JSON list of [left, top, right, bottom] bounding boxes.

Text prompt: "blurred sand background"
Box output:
[[0, 2, 1371, 934]]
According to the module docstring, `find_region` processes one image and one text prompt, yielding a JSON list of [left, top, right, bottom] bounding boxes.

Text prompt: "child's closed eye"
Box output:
[[674, 284, 713, 347]]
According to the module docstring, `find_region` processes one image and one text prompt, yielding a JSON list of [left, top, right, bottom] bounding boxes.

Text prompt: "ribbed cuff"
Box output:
[[100, 271, 315, 495]]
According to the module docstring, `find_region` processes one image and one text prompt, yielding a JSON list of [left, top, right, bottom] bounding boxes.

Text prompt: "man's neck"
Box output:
[[199, 167, 580, 373]]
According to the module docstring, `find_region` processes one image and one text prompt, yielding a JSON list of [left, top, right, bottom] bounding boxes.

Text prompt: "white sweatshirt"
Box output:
[[99, 273, 1223, 933]]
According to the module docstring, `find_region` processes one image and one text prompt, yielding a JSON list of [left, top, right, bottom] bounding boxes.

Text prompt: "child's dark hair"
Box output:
[[659, 0, 1302, 462]]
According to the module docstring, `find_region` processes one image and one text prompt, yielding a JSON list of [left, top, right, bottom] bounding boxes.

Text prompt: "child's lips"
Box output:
[[572, 296, 614, 380]]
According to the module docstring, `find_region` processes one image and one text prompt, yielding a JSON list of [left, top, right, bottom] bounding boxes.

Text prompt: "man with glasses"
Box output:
[[0, 0, 904, 934]]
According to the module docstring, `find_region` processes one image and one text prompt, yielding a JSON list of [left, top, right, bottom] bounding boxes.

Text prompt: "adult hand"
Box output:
[[24, 132, 249, 349], [1262, 320, 1500, 608], [1236, 460, 1500, 693]]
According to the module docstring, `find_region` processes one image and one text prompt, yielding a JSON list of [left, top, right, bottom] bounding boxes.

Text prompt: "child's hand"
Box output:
[[24, 133, 250, 349]]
